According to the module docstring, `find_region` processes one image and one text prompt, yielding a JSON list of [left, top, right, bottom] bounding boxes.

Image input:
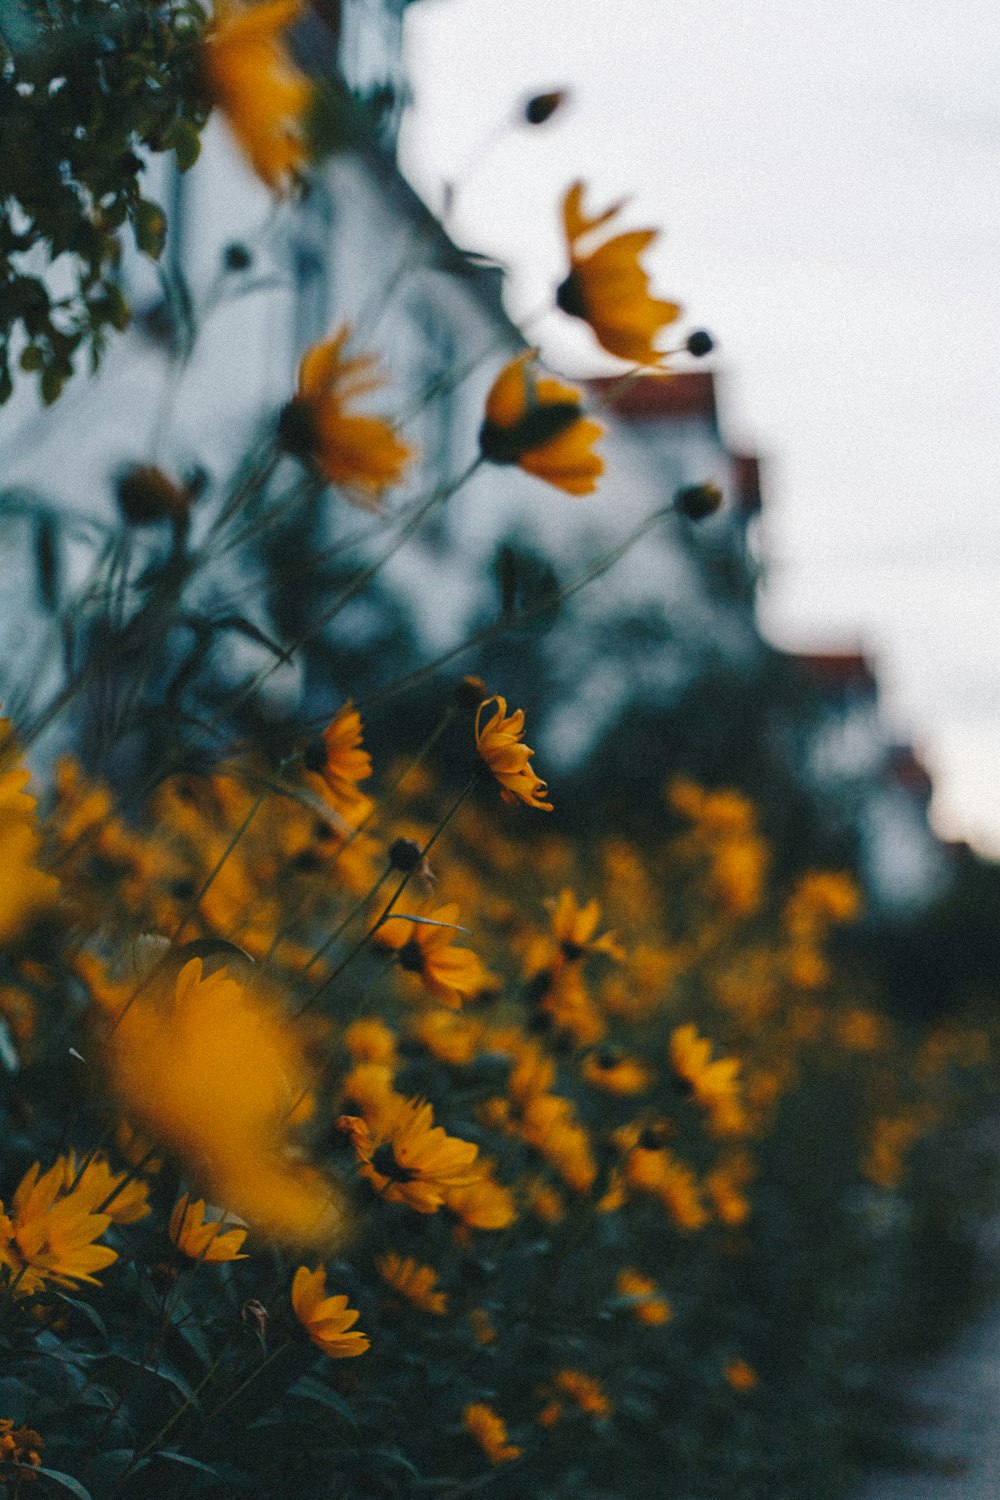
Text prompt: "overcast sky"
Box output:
[[398, 0, 1000, 855]]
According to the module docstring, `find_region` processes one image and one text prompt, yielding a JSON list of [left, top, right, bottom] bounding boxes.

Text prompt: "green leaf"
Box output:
[[53, 1292, 107, 1342], [169, 118, 202, 173], [134, 199, 167, 260], [31, 1466, 94, 1500], [154, 1452, 219, 1476], [288, 1375, 358, 1428]]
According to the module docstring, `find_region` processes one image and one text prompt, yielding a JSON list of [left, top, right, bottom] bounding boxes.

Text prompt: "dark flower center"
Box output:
[[277, 398, 318, 461], [555, 271, 588, 320], [371, 1143, 419, 1183], [397, 940, 426, 975]]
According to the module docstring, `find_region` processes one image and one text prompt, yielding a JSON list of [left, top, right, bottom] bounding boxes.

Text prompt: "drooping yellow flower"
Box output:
[[624, 1143, 708, 1231], [169, 1194, 248, 1262], [375, 1252, 448, 1314], [475, 696, 552, 812], [0, 1159, 117, 1298], [279, 328, 414, 505], [203, 0, 312, 192], [338, 1094, 480, 1213], [616, 1268, 672, 1326], [556, 181, 681, 364], [291, 1265, 369, 1358], [103, 957, 344, 1246], [463, 1403, 521, 1465], [443, 1162, 517, 1230], [479, 352, 603, 495], [375, 904, 497, 1009], [303, 702, 373, 826], [669, 1023, 747, 1137]]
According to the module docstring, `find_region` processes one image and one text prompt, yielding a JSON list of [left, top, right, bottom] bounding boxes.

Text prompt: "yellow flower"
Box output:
[[0, 1159, 117, 1298], [463, 1403, 521, 1465], [0, 1419, 43, 1480], [669, 1023, 747, 1137], [104, 957, 345, 1246], [624, 1144, 707, 1231], [723, 1359, 758, 1392], [475, 696, 552, 812], [291, 1265, 369, 1358], [546, 888, 624, 963], [443, 1163, 517, 1230], [344, 1017, 399, 1067], [375, 1252, 448, 1314], [60, 1152, 151, 1226], [0, 718, 59, 945], [558, 1369, 613, 1417], [203, 0, 312, 192], [376, 904, 497, 1010], [582, 1047, 653, 1095], [303, 702, 373, 826], [479, 352, 603, 495], [556, 181, 681, 364], [169, 1194, 248, 1262], [704, 1152, 754, 1227], [279, 327, 414, 504], [338, 1094, 480, 1213], [616, 1268, 672, 1326]]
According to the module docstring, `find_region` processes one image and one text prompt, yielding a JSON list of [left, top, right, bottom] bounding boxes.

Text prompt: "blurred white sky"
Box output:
[[398, 0, 1000, 855]]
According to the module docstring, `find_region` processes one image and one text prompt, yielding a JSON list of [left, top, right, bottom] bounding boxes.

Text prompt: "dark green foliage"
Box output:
[[0, 0, 209, 404]]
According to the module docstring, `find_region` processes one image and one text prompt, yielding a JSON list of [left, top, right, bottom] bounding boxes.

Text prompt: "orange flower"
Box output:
[[443, 1163, 517, 1230], [304, 702, 373, 825], [479, 352, 603, 495], [203, 0, 312, 192], [547, 1368, 613, 1419], [463, 1403, 521, 1465], [169, 1194, 248, 1263], [338, 1094, 480, 1213], [279, 327, 414, 504], [61, 1151, 151, 1226], [291, 1265, 369, 1357], [376, 1252, 448, 1314], [376, 904, 497, 1009], [556, 181, 681, 364], [616, 1268, 672, 1326], [475, 696, 552, 812]]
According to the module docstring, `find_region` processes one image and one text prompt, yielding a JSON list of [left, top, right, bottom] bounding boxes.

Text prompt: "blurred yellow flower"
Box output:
[[280, 328, 414, 504], [479, 352, 603, 495], [104, 957, 344, 1246], [463, 1403, 521, 1465], [291, 1265, 369, 1357], [582, 1048, 653, 1096], [0, 1159, 117, 1298], [556, 180, 681, 364], [376, 904, 498, 1009], [669, 1023, 747, 1137], [0, 718, 59, 946], [0, 1420, 43, 1480], [724, 1358, 758, 1391], [376, 1252, 448, 1314], [616, 1268, 672, 1326], [169, 1194, 248, 1262], [475, 696, 552, 812], [203, 0, 312, 192]]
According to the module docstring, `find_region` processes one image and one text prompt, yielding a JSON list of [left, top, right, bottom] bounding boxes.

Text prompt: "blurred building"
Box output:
[[0, 0, 949, 913]]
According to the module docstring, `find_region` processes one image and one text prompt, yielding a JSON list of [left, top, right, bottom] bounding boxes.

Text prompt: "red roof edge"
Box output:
[[788, 651, 879, 697], [587, 371, 718, 427]]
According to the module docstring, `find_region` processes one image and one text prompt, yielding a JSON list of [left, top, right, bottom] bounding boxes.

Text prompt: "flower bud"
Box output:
[[685, 329, 714, 357], [523, 90, 568, 125], [675, 482, 723, 521], [116, 465, 190, 527], [389, 837, 423, 873], [456, 675, 489, 712]]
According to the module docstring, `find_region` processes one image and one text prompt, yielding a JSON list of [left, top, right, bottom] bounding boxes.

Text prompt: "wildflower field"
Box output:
[[2, 3, 1000, 1498]]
